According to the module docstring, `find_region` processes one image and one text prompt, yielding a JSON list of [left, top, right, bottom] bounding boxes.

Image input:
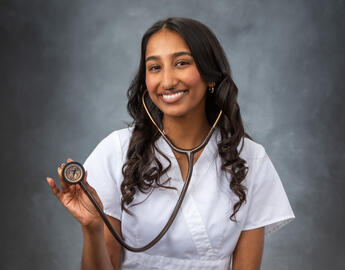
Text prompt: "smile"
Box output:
[[160, 90, 188, 104]]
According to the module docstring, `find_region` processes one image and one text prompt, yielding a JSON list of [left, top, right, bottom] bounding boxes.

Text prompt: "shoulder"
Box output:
[[100, 126, 133, 144], [98, 126, 133, 149], [238, 137, 282, 191], [85, 126, 134, 163], [238, 137, 266, 161]]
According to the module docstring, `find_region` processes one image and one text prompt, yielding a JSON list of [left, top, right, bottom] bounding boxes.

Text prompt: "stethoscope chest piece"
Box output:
[[62, 161, 85, 185], [58, 92, 222, 252]]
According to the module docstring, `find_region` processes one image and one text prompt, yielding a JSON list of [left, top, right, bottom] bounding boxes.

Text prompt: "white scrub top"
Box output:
[[84, 127, 295, 270]]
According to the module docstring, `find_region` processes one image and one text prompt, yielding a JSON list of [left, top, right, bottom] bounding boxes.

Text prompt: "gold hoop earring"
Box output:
[[208, 82, 215, 94]]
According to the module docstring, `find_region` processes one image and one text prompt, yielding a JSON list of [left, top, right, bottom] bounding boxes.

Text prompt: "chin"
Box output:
[[160, 107, 188, 118], [163, 111, 186, 118]]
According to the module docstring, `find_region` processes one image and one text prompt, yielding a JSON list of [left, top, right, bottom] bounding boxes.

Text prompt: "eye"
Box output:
[[176, 61, 189, 67], [148, 65, 161, 72]]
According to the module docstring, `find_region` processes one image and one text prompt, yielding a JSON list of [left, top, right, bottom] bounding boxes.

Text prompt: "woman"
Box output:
[[47, 17, 295, 270]]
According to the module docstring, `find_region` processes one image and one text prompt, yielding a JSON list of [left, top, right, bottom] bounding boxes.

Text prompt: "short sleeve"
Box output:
[[83, 132, 123, 220], [243, 151, 295, 235]]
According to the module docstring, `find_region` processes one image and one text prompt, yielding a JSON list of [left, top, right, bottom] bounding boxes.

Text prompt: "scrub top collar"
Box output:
[[154, 127, 221, 192]]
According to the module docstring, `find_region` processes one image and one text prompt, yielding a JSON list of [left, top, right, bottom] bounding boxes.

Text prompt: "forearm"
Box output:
[[81, 226, 115, 270]]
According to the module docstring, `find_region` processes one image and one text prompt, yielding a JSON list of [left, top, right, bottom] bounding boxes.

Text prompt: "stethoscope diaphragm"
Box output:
[[62, 161, 85, 185], [59, 91, 222, 252]]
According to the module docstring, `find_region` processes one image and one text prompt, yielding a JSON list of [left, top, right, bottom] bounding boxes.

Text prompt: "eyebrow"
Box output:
[[145, 51, 192, 63]]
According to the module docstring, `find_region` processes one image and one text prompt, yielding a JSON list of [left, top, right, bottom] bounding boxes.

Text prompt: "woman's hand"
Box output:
[[46, 158, 104, 232]]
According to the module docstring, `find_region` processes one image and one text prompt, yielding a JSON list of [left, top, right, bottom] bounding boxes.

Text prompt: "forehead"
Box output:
[[145, 29, 191, 57]]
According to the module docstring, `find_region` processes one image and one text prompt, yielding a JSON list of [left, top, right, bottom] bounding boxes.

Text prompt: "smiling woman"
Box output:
[[145, 29, 210, 149], [146, 30, 208, 116], [47, 17, 295, 270]]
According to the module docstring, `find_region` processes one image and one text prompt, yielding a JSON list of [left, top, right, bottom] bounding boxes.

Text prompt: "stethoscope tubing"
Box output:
[[78, 154, 195, 252], [78, 90, 222, 252]]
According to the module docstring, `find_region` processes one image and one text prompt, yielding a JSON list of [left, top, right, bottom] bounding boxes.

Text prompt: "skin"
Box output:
[[46, 29, 264, 270], [145, 29, 265, 269], [46, 159, 122, 270], [145, 29, 212, 179]]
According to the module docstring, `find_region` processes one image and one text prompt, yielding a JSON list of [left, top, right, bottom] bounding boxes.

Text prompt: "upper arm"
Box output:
[[104, 215, 122, 270], [232, 227, 264, 270]]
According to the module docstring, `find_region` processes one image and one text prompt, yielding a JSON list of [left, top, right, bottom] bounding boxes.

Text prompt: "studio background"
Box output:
[[1, 0, 344, 269]]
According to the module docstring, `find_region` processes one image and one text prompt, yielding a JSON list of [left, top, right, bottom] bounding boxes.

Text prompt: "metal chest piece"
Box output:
[[62, 161, 85, 184]]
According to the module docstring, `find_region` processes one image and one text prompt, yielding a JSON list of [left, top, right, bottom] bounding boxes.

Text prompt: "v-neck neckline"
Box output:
[[155, 128, 220, 189]]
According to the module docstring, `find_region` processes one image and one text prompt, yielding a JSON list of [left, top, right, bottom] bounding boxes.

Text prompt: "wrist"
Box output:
[[81, 223, 104, 237]]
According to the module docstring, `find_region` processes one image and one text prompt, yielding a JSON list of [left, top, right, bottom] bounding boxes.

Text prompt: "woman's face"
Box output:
[[145, 29, 208, 119]]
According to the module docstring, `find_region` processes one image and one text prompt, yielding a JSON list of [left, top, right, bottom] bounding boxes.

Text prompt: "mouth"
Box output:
[[159, 90, 188, 104]]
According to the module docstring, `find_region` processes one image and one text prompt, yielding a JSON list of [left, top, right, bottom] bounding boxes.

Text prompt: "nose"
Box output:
[[162, 68, 178, 90]]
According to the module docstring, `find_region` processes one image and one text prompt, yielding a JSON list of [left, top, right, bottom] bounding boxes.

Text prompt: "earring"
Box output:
[[208, 82, 215, 94]]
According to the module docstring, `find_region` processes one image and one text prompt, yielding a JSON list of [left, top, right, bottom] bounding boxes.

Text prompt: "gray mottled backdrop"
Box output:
[[1, 0, 344, 269]]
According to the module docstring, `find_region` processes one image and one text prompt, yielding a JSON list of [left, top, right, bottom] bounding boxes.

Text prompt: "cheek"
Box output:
[[181, 69, 206, 90], [145, 74, 157, 92], [145, 75, 160, 105]]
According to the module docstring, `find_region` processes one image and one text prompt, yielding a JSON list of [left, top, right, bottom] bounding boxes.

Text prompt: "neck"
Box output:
[[162, 111, 211, 150]]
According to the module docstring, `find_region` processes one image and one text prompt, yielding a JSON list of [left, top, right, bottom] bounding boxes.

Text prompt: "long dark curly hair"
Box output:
[[121, 17, 252, 221]]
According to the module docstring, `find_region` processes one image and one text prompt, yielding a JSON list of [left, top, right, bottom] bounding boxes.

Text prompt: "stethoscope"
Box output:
[[62, 90, 223, 252]]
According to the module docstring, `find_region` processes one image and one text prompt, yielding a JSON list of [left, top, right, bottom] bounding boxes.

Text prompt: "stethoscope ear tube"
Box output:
[[66, 91, 222, 252]]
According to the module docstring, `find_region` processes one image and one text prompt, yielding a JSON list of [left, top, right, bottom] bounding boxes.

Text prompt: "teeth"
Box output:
[[162, 91, 184, 99]]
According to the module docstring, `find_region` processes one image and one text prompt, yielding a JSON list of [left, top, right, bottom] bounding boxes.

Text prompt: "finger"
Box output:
[[82, 170, 88, 184], [76, 170, 87, 192], [79, 172, 96, 196], [46, 177, 62, 200], [82, 172, 96, 192], [79, 174, 103, 207], [57, 163, 69, 193], [67, 158, 74, 163]]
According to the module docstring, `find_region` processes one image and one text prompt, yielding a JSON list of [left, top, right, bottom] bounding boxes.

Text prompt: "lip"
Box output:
[[159, 89, 188, 104]]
